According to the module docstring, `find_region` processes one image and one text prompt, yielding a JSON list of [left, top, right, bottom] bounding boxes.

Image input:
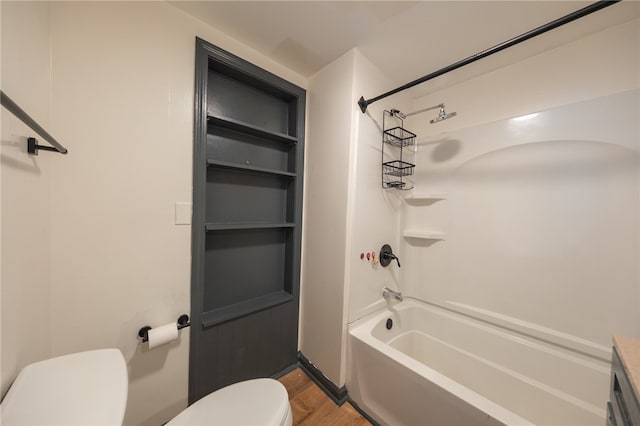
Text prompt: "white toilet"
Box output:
[[0, 349, 292, 426], [167, 378, 292, 426]]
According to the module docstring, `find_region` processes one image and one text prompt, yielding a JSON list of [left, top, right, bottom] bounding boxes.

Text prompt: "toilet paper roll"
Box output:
[[147, 323, 179, 349]]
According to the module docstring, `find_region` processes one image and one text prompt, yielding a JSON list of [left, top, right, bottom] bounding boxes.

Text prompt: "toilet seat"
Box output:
[[167, 378, 292, 426]]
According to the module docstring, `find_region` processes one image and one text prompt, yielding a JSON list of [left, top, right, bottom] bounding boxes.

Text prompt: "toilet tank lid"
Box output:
[[1, 349, 128, 425]]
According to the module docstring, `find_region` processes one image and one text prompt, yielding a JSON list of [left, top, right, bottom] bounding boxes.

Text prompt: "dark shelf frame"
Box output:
[[207, 159, 296, 178], [207, 114, 297, 144], [205, 222, 295, 231], [202, 291, 293, 327]]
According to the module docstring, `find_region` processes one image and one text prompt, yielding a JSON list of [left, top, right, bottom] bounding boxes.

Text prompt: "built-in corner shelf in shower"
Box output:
[[403, 230, 446, 240], [404, 193, 448, 201]]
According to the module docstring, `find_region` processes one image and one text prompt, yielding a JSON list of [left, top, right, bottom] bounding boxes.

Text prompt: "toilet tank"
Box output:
[[1, 349, 128, 425]]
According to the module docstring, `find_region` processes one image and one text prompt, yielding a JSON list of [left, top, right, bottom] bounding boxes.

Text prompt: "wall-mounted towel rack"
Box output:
[[1, 90, 68, 155]]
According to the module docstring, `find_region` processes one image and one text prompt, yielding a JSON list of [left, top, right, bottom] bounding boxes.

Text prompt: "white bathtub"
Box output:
[[347, 299, 610, 426]]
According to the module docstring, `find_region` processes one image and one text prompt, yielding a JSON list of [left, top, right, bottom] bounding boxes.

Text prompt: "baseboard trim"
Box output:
[[297, 351, 348, 406], [271, 362, 300, 379], [347, 396, 380, 426]]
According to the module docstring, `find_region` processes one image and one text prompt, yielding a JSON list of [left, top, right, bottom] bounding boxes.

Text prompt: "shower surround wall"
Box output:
[[402, 17, 639, 338], [403, 90, 639, 344], [393, 17, 639, 420], [374, 91, 637, 424]]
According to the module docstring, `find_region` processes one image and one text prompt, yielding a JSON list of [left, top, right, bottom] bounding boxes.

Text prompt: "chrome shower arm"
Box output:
[[390, 103, 455, 124], [396, 104, 444, 119]]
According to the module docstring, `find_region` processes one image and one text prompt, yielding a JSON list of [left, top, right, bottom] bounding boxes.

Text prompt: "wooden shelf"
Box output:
[[403, 230, 446, 240], [207, 115, 297, 144], [207, 159, 296, 178], [206, 222, 295, 232], [202, 290, 293, 328]]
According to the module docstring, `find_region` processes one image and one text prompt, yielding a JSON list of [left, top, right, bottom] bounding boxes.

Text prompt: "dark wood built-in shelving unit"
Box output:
[[190, 38, 305, 403]]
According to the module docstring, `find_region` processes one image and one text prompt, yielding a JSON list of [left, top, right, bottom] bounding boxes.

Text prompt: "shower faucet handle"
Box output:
[[380, 244, 401, 268]]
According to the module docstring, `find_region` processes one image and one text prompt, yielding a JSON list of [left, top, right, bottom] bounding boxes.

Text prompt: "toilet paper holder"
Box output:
[[138, 314, 190, 343]]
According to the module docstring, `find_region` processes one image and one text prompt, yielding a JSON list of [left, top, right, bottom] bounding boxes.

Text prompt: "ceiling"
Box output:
[[170, 1, 639, 98]]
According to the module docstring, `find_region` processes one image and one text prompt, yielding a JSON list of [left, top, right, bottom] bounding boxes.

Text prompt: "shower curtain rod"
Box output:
[[1, 90, 68, 155], [357, 0, 620, 113]]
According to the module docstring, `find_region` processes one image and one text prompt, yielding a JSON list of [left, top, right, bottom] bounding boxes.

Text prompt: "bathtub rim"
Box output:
[[350, 297, 611, 363], [348, 298, 535, 426]]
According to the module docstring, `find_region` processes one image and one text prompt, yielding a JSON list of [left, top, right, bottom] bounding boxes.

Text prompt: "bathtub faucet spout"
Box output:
[[382, 287, 403, 302]]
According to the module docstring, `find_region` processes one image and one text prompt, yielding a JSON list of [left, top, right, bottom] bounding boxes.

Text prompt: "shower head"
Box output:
[[430, 105, 457, 124]]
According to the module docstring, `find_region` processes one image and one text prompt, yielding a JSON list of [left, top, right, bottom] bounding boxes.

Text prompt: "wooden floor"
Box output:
[[278, 368, 372, 426]]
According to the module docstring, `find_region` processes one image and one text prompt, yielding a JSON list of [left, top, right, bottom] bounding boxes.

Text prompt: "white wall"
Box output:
[[401, 18, 640, 353], [347, 51, 410, 323], [301, 48, 411, 386], [300, 50, 355, 386], [2, 2, 305, 424], [1, 1, 53, 397]]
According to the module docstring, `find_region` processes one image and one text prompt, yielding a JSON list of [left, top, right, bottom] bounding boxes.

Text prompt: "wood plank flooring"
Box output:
[[278, 368, 372, 426]]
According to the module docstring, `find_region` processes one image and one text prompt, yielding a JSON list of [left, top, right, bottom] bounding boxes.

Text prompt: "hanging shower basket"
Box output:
[[383, 126, 416, 148], [382, 112, 416, 189], [383, 160, 415, 177]]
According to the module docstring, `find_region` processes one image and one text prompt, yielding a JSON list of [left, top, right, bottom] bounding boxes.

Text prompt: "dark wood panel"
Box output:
[[273, 301, 297, 370], [215, 320, 233, 389], [191, 301, 298, 401]]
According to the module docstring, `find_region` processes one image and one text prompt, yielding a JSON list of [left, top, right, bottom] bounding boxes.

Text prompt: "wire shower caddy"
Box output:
[[382, 110, 416, 189]]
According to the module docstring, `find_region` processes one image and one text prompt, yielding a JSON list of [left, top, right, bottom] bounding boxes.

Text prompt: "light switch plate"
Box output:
[[175, 202, 192, 225]]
